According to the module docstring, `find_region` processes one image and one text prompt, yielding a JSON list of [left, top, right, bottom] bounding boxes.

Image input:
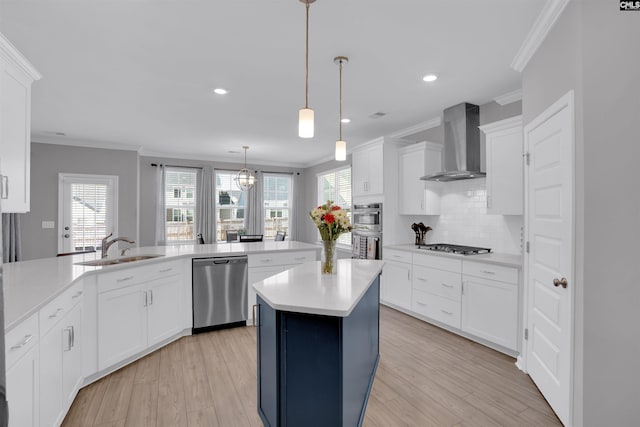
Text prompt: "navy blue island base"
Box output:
[[257, 276, 380, 427]]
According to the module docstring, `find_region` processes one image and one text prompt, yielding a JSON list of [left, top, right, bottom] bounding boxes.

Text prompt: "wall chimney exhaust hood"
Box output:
[[421, 102, 485, 182]]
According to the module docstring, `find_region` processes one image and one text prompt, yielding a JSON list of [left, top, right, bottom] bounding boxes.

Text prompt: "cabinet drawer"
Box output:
[[98, 259, 183, 293], [412, 265, 461, 301], [413, 253, 461, 273], [384, 249, 412, 264], [412, 290, 461, 329], [39, 281, 83, 336], [6, 313, 39, 369], [463, 261, 518, 284], [248, 251, 315, 268]]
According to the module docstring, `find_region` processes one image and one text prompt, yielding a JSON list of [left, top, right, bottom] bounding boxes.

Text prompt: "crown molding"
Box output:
[[511, 0, 571, 72], [32, 134, 142, 152], [0, 32, 42, 81], [387, 116, 442, 140], [478, 115, 523, 134], [493, 89, 523, 106]]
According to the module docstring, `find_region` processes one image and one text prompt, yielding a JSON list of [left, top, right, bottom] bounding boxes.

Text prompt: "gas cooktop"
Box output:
[[417, 243, 491, 255]]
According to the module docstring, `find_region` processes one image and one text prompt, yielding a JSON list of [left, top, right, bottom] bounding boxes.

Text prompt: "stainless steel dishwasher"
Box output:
[[192, 255, 248, 333]]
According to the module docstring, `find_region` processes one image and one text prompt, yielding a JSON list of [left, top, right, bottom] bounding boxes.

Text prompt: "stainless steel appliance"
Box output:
[[352, 203, 382, 260], [0, 199, 7, 425], [192, 256, 248, 333], [417, 243, 491, 255]]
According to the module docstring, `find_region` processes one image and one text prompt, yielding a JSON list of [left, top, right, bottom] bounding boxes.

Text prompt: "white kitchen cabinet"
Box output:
[[479, 115, 523, 215], [5, 313, 39, 427], [411, 258, 462, 329], [398, 142, 442, 215], [248, 265, 284, 324], [0, 32, 41, 213], [462, 261, 519, 350], [62, 303, 83, 408], [381, 249, 412, 310], [352, 140, 384, 199], [147, 275, 185, 346]]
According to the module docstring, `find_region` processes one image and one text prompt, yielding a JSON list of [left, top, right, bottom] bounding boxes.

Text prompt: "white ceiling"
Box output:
[[1, 0, 546, 167]]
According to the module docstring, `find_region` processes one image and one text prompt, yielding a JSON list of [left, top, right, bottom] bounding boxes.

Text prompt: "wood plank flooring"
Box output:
[[62, 306, 561, 426]]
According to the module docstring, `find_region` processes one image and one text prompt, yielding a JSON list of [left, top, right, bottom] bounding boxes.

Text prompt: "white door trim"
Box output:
[[522, 90, 575, 426]]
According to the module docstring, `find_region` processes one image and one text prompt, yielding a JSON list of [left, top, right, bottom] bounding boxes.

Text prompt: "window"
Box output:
[[215, 171, 246, 241], [58, 174, 118, 254], [317, 167, 352, 246], [263, 174, 292, 239], [165, 168, 197, 241]]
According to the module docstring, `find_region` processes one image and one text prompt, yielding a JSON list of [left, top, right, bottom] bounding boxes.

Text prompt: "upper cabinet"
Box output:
[[480, 116, 523, 215], [0, 32, 41, 213], [352, 140, 384, 200], [398, 142, 442, 215]]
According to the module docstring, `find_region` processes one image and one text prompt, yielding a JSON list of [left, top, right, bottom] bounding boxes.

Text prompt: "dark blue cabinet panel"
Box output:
[[256, 276, 380, 427]]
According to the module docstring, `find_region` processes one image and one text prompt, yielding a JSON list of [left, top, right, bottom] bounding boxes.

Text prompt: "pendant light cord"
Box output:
[[305, 1, 310, 109], [339, 58, 343, 141]]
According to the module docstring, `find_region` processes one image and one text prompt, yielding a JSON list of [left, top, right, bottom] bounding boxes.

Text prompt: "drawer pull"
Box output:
[[416, 301, 427, 307], [117, 276, 134, 282], [159, 268, 173, 273], [441, 309, 453, 315], [481, 270, 496, 275], [441, 283, 454, 288], [48, 308, 64, 319], [417, 277, 427, 282], [293, 257, 306, 261], [260, 259, 273, 263], [10, 334, 33, 350], [391, 254, 401, 258], [72, 291, 83, 299]]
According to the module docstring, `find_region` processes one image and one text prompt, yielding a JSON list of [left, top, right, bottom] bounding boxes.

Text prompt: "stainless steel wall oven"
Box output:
[[352, 203, 382, 260]]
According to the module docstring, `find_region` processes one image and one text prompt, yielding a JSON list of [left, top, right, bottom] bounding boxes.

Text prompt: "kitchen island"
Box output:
[[253, 259, 384, 427]]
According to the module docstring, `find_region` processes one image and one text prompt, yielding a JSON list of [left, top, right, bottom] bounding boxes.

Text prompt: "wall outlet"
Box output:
[[42, 221, 55, 229]]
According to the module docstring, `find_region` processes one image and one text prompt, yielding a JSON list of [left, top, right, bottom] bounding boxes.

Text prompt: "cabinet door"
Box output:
[[62, 303, 83, 407], [98, 284, 147, 370], [367, 143, 384, 195], [39, 325, 63, 427], [399, 147, 425, 215], [248, 266, 284, 325], [424, 143, 442, 215], [461, 276, 518, 350], [351, 148, 369, 197], [381, 261, 412, 310], [147, 275, 184, 346], [7, 347, 38, 427], [0, 60, 32, 212]]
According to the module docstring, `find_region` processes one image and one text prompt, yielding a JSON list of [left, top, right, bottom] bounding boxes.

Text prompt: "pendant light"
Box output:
[[334, 56, 348, 161], [235, 146, 256, 191], [298, 0, 316, 138]]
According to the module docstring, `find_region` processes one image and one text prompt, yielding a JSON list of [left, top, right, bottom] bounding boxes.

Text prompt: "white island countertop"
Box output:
[[3, 241, 320, 332], [253, 259, 384, 317]]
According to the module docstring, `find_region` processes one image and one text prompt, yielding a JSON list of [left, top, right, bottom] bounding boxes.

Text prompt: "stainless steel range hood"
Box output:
[[421, 102, 485, 182]]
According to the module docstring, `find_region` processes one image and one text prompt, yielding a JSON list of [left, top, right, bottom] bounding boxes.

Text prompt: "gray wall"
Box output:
[[22, 143, 139, 260], [523, 1, 640, 425], [138, 155, 300, 247]]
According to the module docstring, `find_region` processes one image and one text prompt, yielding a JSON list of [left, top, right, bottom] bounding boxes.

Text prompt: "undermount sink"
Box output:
[[75, 255, 162, 266]]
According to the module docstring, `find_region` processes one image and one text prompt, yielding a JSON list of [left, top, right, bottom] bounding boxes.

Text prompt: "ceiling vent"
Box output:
[[368, 112, 386, 119]]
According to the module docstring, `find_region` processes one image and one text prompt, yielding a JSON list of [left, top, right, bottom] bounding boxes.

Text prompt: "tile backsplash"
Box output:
[[403, 178, 523, 254]]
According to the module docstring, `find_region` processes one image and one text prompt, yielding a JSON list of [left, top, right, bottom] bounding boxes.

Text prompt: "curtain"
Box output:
[[2, 213, 22, 263], [196, 166, 215, 244], [289, 172, 301, 241], [154, 164, 166, 246], [245, 171, 263, 235]]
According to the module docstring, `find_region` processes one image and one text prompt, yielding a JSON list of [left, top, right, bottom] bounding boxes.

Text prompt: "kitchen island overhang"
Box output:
[[253, 259, 384, 427]]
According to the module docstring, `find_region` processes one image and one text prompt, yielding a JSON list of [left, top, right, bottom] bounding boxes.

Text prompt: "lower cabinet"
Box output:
[[248, 266, 284, 325], [381, 259, 412, 310], [6, 313, 39, 427], [461, 275, 518, 350], [98, 273, 184, 370]]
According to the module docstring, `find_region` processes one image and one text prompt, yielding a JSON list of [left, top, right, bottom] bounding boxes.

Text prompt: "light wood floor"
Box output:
[[62, 306, 561, 426]]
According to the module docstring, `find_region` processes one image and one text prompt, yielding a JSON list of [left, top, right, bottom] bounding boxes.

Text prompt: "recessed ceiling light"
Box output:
[[341, 118, 351, 123], [214, 88, 228, 95], [422, 74, 438, 82]]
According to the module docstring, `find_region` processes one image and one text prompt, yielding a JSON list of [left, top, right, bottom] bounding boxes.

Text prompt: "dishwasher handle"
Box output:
[[213, 259, 230, 264]]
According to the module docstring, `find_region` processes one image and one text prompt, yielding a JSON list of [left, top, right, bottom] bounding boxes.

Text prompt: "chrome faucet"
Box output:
[[101, 233, 135, 258]]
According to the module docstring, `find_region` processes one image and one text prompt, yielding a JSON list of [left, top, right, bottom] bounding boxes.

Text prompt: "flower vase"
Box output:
[[321, 239, 338, 274]]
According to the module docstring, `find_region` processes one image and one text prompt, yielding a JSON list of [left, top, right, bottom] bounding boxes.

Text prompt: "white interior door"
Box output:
[[523, 91, 574, 426], [58, 174, 118, 254]]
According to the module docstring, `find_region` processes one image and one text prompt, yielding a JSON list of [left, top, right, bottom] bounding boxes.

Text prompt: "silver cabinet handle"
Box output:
[[417, 277, 427, 282], [63, 327, 73, 351], [71, 325, 75, 348], [293, 257, 306, 261], [481, 270, 496, 275], [117, 276, 134, 283], [252, 304, 259, 326], [48, 308, 64, 319], [441, 283, 454, 288], [72, 291, 83, 299], [10, 334, 33, 350], [159, 268, 173, 273], [0, 175, 8, 199], [260, 258, 273, 263], [441, 309, 453, 315], [416, 301, 427, 307], [144, 291, 148, 307], [149, 290, 153, 305]]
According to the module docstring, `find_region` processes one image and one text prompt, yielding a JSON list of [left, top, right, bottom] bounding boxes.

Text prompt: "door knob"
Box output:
[[553, 277, 568, 288], [64, 234, 70, 238], [64, 226, 70, 231]]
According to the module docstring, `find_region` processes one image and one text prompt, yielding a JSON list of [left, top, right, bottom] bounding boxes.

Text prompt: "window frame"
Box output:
[[164, 167, 198, 243], [316, 165, 352, 248], [214, 169, 247, 242], [263, 173, 293, 240]]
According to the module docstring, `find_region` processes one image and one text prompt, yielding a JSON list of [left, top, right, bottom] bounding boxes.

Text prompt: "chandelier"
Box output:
[[235, 146, 256, 191]]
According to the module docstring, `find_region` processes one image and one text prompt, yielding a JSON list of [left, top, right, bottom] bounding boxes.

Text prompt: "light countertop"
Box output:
[[252, 259, 384, 317], [3, 241, 320, 332], [384, 244, 522, 268]]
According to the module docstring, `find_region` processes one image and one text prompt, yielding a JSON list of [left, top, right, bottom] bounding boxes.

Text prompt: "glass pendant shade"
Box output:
[[335, 140, 346, 161], [235, 168, 255, 191], [298, 108, 314, 138]]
